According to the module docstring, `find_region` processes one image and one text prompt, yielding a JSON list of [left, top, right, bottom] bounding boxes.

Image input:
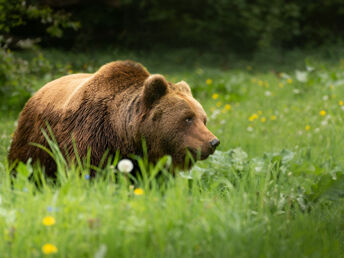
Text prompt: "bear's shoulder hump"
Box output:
[[95, 60, 150, 80]]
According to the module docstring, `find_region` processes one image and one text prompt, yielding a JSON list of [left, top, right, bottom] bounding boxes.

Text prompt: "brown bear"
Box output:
[[8, 60, 219, 176]]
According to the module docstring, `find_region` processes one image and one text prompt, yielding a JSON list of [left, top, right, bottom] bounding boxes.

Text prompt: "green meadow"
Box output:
[[1, 47, 344, 257]]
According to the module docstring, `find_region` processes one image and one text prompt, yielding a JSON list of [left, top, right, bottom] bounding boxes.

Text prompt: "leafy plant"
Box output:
[[0, 0, 80, 110], [0, 0, 80, 41]]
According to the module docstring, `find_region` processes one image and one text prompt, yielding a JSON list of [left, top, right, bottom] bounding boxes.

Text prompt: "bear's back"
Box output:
[[32, 73, 92, 113], [32, 60, 149, 111]]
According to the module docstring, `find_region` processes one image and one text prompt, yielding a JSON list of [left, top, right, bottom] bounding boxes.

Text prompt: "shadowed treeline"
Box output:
[[1, 0, 344, 51]]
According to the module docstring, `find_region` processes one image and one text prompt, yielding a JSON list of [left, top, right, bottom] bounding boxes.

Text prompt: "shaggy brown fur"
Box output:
[[8, 60, 219, 176]]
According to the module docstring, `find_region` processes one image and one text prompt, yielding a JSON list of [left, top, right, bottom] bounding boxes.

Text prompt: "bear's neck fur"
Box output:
[[57, 61, 151, 171]]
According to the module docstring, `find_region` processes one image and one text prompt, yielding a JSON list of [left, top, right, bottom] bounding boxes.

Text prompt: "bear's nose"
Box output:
[[209, 138, 220, 149]]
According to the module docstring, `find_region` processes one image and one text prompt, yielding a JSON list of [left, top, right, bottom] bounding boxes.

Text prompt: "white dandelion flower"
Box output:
[[117, 159, 134, 173]]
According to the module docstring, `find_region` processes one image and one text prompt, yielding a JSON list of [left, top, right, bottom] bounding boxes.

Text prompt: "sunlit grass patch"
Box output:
[[1, 48, 344, 257]]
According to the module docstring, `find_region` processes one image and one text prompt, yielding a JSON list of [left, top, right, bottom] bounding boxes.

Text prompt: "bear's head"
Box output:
[[139, 74, 220, 169]]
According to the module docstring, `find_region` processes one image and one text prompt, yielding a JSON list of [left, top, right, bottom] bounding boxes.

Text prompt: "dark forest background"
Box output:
[[1, 0, 344, 52]]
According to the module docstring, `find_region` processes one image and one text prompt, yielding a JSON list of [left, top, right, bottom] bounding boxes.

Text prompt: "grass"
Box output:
[[1, 46, 344, 257]]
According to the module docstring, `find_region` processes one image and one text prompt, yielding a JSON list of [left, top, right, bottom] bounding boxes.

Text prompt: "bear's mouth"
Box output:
[[171, 148, 211, 170], [187, 148, 210, 161]]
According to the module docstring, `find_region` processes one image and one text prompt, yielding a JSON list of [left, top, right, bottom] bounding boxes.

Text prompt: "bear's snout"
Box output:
[[200, 138, 220, 160], [183, 119, 220, 162], [209, 138, 220, 149]]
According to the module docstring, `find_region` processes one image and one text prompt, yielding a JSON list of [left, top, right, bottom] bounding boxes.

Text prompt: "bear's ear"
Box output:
[[143, 74, 168, 107], [175, 81, 192, 96]]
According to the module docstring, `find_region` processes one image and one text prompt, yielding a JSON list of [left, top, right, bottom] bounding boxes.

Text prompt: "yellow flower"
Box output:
[[258, 110, 262, 115], [42, 243, 58, 254], [319, 110, 326, 116], [212, 93, 219, 100], [258, 80, 264, 86], [270, 115, 277, 120], [216, 101, 222, 107], [249, 114, 258, 121], [287, 78, 293, 84], [224, 104, 231, 111], [339, 100, 344, 106], [261, 117, 266, 123], [134, 188, 144, 196], [246, 65, 252, 71], [42, 216, 56, 226], [251, 78, 257, 83], [206, 79, 212, 85], [305, 125, 311, 131], [279, 83, 284, 88], [68, 69, 73, 74], [264, 82, 269, 88]]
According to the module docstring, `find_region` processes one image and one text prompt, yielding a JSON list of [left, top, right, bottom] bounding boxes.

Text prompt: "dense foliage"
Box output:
[[0, 0, 79, 44], [3, 0, 344, 51], [0, 0, 79, 108]]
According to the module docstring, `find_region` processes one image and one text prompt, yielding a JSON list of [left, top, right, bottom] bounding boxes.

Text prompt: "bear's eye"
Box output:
[[185, 117, 193, 124], [204, 118, 207, 125]]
